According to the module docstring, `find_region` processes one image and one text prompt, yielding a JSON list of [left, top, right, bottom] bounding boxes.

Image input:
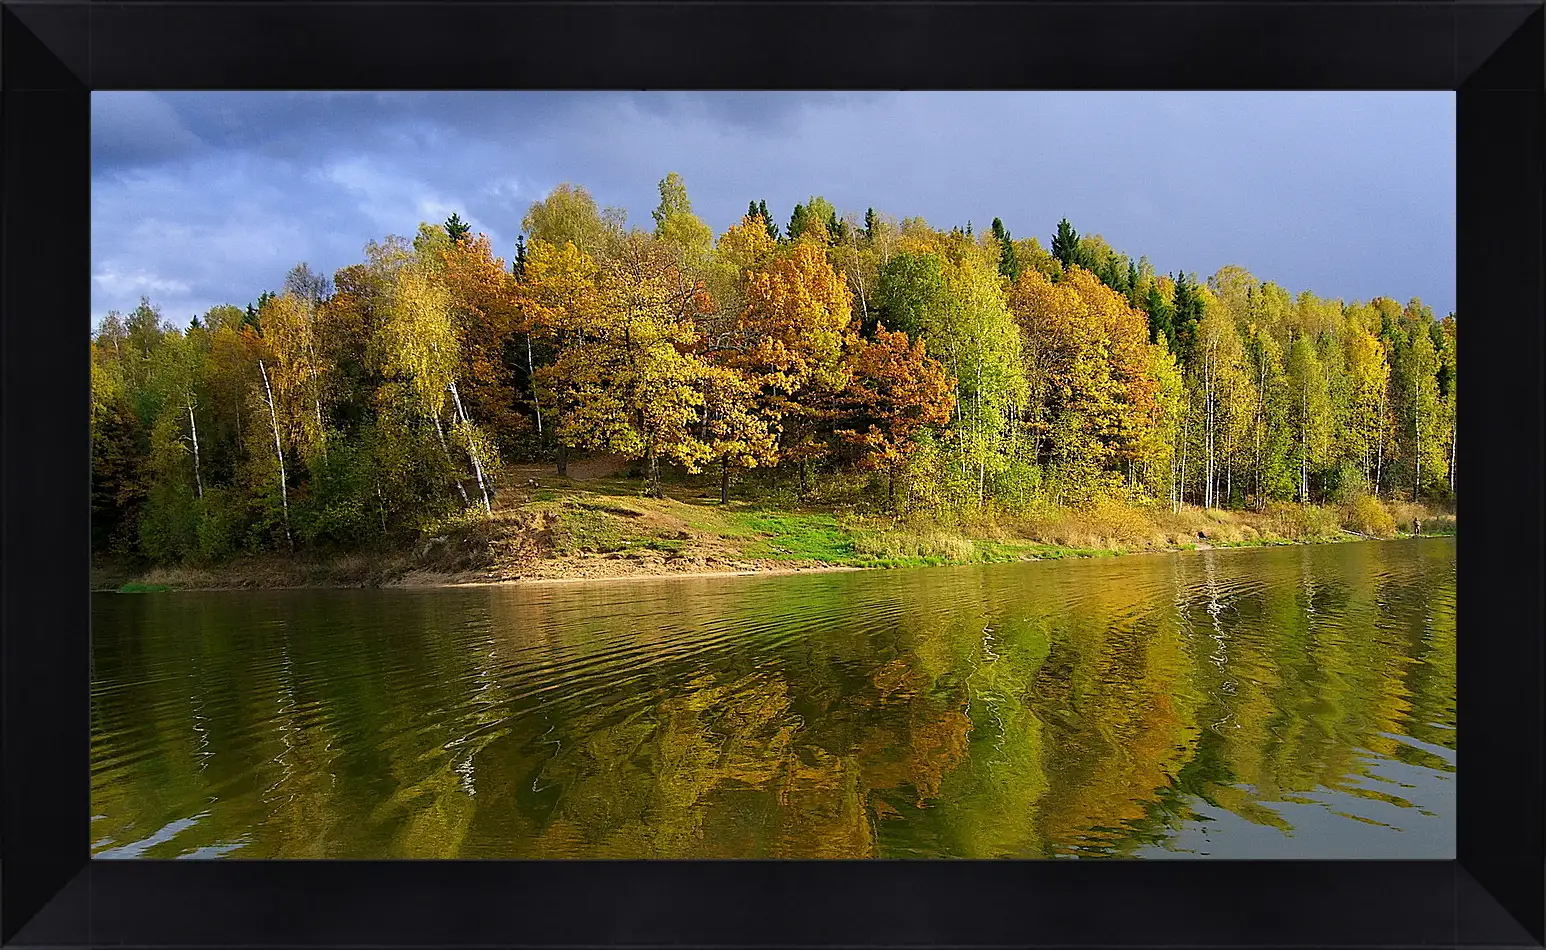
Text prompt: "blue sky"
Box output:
[[90, 91, 1456, 325]]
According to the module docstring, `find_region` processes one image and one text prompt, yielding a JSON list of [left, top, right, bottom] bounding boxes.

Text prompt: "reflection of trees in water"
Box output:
[[89, 541, 1458, 859]]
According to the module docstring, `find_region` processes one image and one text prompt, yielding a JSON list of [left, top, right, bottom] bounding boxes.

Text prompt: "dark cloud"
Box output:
[[91, 91, 209, 174], [90, 91, 1455, 326]]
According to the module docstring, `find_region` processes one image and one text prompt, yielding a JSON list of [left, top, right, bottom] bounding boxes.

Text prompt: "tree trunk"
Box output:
[[258, 359, 293, 552], [526, 333, 543, 438], [888, 467, 897, 511], [315, 397, 326, 459], [1300, 409, 1309, 505], [1413, 376, 1421, 500], [432, 414, 471, 506], [1449, 424, 1456, 492], [1179, 406, 1189, 509], [1205, 357, 1215, 510], [645, 448, 661, 498], [186, 398, 203, 500], [720, 458, 731, 506], [1375, 382, 1386, 498], [1254, 358, 1265, 503], [797, 459, 809, 498], [376, 483, 388, 538], [448, 380, 492, 515], [557, 441, 568, 478]]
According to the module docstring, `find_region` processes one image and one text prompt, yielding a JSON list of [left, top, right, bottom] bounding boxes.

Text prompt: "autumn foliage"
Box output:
[[91, 174, 1457, 566]]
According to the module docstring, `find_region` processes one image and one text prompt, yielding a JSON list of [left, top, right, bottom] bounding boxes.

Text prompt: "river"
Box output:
[[91, 537, 1456, 859]]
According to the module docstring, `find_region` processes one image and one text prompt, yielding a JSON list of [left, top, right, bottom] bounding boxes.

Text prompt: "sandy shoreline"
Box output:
[[92, 532, 1454, 594], [401, 564, 868, 589]]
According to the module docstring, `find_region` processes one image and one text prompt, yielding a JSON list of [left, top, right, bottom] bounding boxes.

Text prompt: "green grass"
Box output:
[[551, 502, 639, 554], [716, 509, 1123, 571], [730, 510, 857, 562], [118, 582, 170, 593]]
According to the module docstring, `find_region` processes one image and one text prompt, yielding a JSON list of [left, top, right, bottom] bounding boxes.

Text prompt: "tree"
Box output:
[[1188, 296, 1253, 508], [990, 218, 1022, 282], [254, 349, 294, 551], [874, 251, 952, 342], [651, 172, 714, 272], [443, 212, 472, 244], [758, 200, 778, 240], [1242, 323, 1296, 505], [698, 364, 777, 505], [1343, 323, 1390, 493], [518, 237, 603, 477], [1169, 271, 1205, 360], [928, 253, 1026, 507], [1141, 282, 1175, 347], [732, 240, 855, 495], [91, 329, 149, 554], [834, 326, 955, 508], [653, 172, 694, 232], [381, 258, 494, 513], [1137, 340, 1186, 509], [439, 232, 528, 454], [1008, 266, 1157, 499], [257, 292, 329, 459], [522, 183, 626, 259], [1393, 327, 1444, 500], [787, 204, 808, 244], [537, 233, 715, 497], [1437, 316, 1457, 493], [1285, 333, 1334, 503], [513, 235, 529, 278], [1051, 218, 1085, 271], [829, 212, 881, 335]]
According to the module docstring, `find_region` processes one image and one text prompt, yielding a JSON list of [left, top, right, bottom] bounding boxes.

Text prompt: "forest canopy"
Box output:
[[91, 175, 1457, 565]]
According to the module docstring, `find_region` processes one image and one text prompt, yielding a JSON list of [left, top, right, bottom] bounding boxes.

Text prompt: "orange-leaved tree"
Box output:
[[834, 325, 956, 508]]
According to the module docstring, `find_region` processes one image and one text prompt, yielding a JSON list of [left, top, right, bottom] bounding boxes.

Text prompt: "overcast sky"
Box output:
[[91, 91, 1456, 326]]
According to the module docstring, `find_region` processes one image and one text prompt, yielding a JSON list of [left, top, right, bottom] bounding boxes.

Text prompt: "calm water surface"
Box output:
[[91, 538, 1456, 859]]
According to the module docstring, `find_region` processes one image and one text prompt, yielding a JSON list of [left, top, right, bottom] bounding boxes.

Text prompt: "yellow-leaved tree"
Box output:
[[534, 232, 716, 497], [381, 259, 496, 514], [731, 239, 855, 495]]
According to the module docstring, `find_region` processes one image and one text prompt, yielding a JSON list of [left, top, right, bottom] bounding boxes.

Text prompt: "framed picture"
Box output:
[[3, 1, 1541, 947]]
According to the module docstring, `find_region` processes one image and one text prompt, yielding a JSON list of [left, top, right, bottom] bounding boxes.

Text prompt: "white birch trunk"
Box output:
[[1375, 382, 1386, 497], [448, 379, 493, 515], [527, 333, 543, 438], [1413, 375, 1421, 499], [186, 398, 203, 500], [1449, 422, 1456, 491], [258, 359, 293, 551]]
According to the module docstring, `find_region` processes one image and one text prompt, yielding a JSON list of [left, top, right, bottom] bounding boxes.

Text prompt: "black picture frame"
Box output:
[[3, 2, 1541, 947]]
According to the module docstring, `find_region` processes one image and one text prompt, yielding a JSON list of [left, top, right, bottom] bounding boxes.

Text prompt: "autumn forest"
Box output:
[[90, 174, 1457, 569]]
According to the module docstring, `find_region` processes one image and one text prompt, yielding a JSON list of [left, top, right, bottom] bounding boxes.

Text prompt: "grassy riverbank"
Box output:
[[92, 460, 1455, 592]]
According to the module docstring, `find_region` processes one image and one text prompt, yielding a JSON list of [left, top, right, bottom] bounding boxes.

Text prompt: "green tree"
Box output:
[[443, 212, 472, 244], [1050, 218, 1085, 271], [522, 183, 626, 259], [1285, 333, 1334, 503], [758, 200, 778, 240], [990, 218, 1022, 282], [1393, 328, 1444, 500]]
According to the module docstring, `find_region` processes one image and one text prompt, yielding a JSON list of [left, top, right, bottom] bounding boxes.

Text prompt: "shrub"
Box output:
[[1341, 492, 1396, 538], [851, 527, 975, 564], [1262, 502, 1342, 540], [194, 486, 248, 563]]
